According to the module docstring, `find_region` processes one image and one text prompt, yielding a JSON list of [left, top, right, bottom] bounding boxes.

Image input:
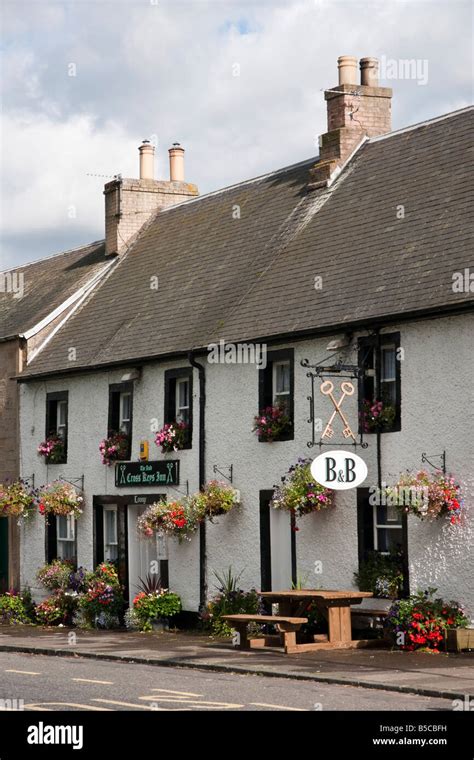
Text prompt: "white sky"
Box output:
[[0, 0, 472, 268]]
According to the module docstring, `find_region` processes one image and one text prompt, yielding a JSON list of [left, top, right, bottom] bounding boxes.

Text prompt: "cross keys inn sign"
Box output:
[[115, 461, 180, 487]]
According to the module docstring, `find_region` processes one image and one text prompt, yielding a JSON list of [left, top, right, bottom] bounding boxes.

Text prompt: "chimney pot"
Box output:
[[360, 57, 379, 87], [138, 140, 155, 180], [337, 55, 358, 86], [169, 143, 185, 182]]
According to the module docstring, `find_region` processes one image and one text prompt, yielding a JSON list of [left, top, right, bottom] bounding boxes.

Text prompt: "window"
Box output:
[[164, 369, 193, 448], [176, 378, 190, 425], [103, 506, 118, 562], [56, 515, 76, 561], [374, 503, 403, 554], [258, 349, 294, 441], [45, 391, 68, 463], [108, 383, 133, 458], [358, 333, 401, 433]]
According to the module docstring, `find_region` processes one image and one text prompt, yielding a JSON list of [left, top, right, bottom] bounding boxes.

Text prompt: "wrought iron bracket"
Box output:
[[59, 475, 85, 492], [421, 451, 446, 476], [212, 464, 233, 484], [167, 480, 189, 497]]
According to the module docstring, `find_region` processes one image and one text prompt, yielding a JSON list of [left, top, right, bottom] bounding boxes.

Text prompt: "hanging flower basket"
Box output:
[[190, 480, 240, 521], [0, 480, 37, 520], [154, 422, 189, 453], [386, 470, 464, 524], [360, 399, 396, 433], [271, 458, 334, 521], [137, 500, 198, 543], [253, 405, 291, 442], [99, 432, 129, 465], [37, 481, 83, 520], [37, 435, 66, 464]]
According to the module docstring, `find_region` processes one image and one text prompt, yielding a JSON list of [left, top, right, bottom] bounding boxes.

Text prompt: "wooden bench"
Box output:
[[223, 614, 307, 653]]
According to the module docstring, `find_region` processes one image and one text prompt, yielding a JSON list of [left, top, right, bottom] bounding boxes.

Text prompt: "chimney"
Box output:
[[169, 143, 185, 181], [309, 56, 392, 189], [139, 140, 155, 179], [104, 141, 199, 255]]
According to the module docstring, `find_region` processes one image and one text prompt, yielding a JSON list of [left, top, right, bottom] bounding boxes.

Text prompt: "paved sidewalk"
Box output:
[[0, 625, 472, 701]]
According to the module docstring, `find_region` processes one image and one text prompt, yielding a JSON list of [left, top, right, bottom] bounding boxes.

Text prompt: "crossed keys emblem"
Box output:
[[320, 380, 356, 442]]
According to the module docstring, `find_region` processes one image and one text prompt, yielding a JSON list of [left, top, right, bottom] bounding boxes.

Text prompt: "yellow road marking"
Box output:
[[250, 702, 307, 711], [24, 702, 112, 711], [5, 669, 40, 676], [92, 698, 168, 710], [139, 696, 243, 708], [150, 688, 202, 697], [72, 678, 114, 685]]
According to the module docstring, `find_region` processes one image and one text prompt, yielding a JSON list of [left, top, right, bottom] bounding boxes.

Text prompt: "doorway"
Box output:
[[126, 504, 168, 600], [259, 491, 295, 592]]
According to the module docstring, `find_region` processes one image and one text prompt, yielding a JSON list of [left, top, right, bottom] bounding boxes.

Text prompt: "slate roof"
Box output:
[[18, 106, 474, 379], [0, 240, 110, 340]]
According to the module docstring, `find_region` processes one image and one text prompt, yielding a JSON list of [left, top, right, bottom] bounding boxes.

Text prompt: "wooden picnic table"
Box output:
[[258, 589, 374, 653]]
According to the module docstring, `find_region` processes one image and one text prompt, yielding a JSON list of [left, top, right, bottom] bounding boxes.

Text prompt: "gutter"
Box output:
[[188, 352, 206, 611], [14, 299, 474, 383]]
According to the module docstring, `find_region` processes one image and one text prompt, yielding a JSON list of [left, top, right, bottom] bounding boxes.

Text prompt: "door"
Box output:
[[0, 517, 8, 592], [259, 491, 295, 592], [126, 504, 168, 600]]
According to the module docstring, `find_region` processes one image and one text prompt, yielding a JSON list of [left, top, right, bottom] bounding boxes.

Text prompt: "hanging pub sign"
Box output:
[[115, 460, 179, 487], [311, 450, 368, 490]]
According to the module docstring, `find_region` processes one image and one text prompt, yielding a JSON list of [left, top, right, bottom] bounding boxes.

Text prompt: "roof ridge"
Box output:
[[369, 105, 473, 143], [1, 239, 105, 274], [155, 155, 318, 214]]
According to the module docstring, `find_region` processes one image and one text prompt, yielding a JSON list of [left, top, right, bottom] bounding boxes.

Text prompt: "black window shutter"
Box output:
[[356, 488, 374, 568], [159, 560, 169, 590], [108, 390, 121, 433], [258, 364, 273, 411], [164, 378, 176, 424], [94, 505, 104, 567], [259, 492, 272, 592], [45, 519, 58, 563], [45, 399, 57, 438]]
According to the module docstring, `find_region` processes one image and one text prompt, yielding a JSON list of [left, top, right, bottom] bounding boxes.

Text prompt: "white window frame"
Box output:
[[373, 504, 402, 555], [175, 377, 190, 424], [272, 360, 290, 407], [56, 399, 68, 440], [56, 515, 75, 560], [119, 391, 131, 436], [380, 344, 396, 404], [103, 506, 118, 562]]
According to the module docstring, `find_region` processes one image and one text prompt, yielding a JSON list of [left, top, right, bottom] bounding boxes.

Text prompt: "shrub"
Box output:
[[201, 568, 261, 637], [132, 591, 182, 632], [271, 458, 333, 519], [36, 591, 78, 626], [76, 562, 123, 629], [385, 587, 468, 652], [0, 593, 29, 625], [354, 550, 404, 599]]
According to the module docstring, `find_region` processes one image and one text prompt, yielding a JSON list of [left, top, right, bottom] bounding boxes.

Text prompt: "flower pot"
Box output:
[[444, 627, 474, 652], [151, 617, 169, 632]]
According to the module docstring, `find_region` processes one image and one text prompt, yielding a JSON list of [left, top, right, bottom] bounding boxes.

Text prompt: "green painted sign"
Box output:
[[115, 460, 180, 488]]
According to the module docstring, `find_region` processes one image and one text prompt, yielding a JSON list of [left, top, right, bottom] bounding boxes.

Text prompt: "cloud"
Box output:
[[1, 0, 472, 268]]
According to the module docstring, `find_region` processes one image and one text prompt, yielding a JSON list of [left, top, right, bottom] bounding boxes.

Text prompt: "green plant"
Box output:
[[0, 593, 29, 625], [36, 560, 75, 591], [36, 591, 78, 626], [354, 550, 404, 599], [0, 480, 37, 520], [38, 481, 83, 519], [76, 562, 123, 629], [21, 586, 37, 623], [361, 399, 396, 433], [386, 471, 463, 524], [385, 587, 468, 652], [138, 573, 163, 594], [190, 481, 240, 521], [253, 404, 292, 442], [132, 591, 182, 632], [271, 458, 333, 519], [201, 568, 261, 637], [137, 500, 198, 542]]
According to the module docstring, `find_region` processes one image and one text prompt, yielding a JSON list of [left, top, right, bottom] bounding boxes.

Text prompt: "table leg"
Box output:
[[327, 604, 352, 644]]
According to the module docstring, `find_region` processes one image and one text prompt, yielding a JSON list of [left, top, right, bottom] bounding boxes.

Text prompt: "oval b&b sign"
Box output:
[[310, 450, 368, 490]]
